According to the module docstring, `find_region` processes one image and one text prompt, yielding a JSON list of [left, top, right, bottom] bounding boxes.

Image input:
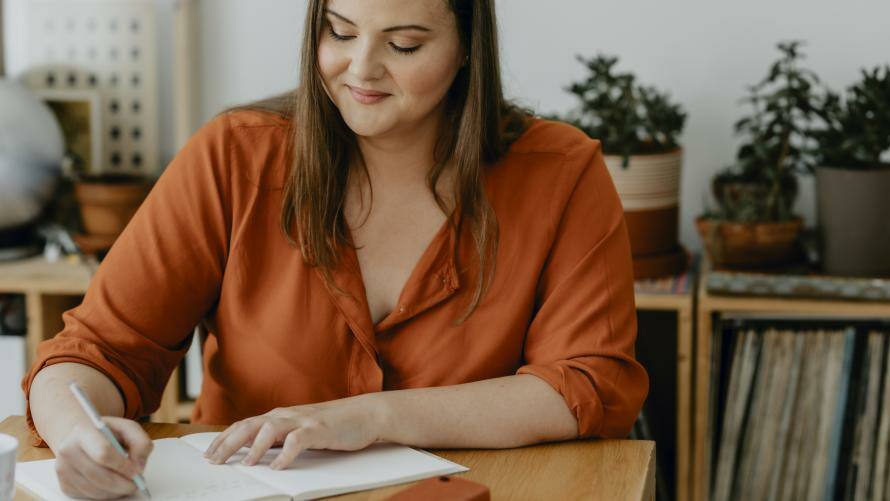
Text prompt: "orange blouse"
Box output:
[[22, 109, 648, 445]]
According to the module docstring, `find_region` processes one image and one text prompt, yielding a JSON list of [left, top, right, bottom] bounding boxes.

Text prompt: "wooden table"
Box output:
[[2, 416, 655, 500]]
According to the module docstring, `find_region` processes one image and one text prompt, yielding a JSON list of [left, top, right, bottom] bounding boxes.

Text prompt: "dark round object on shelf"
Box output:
[[633, 246, 688, 280]]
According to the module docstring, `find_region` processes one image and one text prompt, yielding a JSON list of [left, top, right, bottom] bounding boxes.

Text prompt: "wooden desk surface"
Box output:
[[2, 416, 655, 500]]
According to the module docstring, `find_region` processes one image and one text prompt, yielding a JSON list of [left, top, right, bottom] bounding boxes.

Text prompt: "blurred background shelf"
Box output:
[[634, 261, 696, 501], [0, 254, 189, 423], [693, 259, 890, 501]]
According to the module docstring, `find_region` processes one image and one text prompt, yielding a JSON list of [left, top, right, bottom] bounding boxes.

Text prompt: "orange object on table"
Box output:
[[386, 476, 490, 501]]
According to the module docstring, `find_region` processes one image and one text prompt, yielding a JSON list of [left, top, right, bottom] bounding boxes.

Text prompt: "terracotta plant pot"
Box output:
[[816, 166, 890, 277], [695, 216, 804, 269], [604, 148, 686, 278], [74, 175, 150, 242]]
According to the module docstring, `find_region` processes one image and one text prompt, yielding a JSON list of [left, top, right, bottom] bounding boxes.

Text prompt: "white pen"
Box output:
[[68, 382, 152, 499]]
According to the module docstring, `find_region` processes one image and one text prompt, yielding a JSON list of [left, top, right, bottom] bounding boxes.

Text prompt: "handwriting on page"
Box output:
[[15, 450, 282, 501], [135, 439, 283, 501], [146, 477, 271, 501]]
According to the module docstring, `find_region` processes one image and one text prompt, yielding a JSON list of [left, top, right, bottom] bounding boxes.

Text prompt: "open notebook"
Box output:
[[16, 432, 468, 500]]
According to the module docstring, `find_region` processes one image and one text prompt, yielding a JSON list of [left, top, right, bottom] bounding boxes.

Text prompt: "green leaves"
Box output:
[[811, 65, 890, 169], [732, 41, 826, 177], [554, 54, 687, 165], [714, 40, 829, 222]]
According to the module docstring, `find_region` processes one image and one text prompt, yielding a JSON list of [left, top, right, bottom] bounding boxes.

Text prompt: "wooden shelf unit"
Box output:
[[635, 284, 695, 501], [0, 255, 191, 423], [693, 266, 890, 501]]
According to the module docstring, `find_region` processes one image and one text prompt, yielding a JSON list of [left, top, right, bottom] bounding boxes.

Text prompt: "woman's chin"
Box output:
[[342, 117, 397, 138]]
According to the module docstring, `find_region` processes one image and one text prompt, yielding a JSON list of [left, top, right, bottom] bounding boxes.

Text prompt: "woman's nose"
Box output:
[[348, 40, 385, 82]]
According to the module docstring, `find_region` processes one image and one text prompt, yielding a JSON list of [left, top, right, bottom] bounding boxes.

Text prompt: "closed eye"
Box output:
[[327, 28, 354, 42], [327, 27, 422, 55], [389, 42, 421, 55]]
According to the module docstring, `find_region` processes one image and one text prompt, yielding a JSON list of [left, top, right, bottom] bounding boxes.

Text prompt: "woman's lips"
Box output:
[[347, 85, 390, 105]]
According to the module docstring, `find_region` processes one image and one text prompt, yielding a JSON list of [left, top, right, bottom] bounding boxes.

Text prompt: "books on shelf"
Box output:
[[874, 333, 890, 500], [634, 253, 697, 295], [845, 332, 885, 500], [634, 267, 693, 295], [711, 323, 890, 501]]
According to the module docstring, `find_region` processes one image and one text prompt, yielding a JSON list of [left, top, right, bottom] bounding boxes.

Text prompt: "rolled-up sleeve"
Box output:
[[516, 138, 649, 439], [21, 113, 233, 445]]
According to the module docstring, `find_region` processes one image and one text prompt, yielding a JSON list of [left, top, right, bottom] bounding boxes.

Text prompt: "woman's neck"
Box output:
[[354, 109, 445, 187]]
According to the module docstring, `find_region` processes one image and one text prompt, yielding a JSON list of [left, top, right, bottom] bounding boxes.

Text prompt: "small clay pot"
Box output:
[[632, 246, 688, 280], [696, 216, 804, 268], [603, 149, 684, 274], [74, 175, 151, 237]]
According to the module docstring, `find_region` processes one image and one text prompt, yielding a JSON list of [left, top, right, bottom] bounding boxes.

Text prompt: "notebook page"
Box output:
[[16, 438, 287, 501], [180, 433, 468, 499]]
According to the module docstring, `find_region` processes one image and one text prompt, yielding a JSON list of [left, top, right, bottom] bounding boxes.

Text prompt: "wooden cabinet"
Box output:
[[636, 278, 695, 501], [0, 255, 192, 423], [693, 265, 890, 501]]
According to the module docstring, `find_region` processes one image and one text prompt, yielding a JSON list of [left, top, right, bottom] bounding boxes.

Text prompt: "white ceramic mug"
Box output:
[[0, 433, 17, 501]]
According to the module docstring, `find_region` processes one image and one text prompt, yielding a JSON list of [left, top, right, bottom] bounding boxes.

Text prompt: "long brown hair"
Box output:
[[238, 0, 530, 324]]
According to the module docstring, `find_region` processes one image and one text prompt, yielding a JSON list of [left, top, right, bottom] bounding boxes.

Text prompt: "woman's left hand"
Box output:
[[202, 394, 387, 470]]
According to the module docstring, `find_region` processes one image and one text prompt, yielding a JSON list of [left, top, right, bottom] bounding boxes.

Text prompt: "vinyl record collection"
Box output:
[[711, 321, 890, 501]]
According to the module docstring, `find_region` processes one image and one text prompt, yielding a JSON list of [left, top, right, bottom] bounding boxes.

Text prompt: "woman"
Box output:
[[24, 0, 648, 498]]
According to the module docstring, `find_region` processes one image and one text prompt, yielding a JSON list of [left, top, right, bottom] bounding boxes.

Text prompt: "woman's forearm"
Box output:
[[29, 362, 125, 449], [373, 374, 578, 449], [201, 374, 579, 467]]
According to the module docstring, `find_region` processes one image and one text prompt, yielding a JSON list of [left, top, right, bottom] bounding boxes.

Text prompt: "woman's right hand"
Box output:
[[53, 417, 153, 499]]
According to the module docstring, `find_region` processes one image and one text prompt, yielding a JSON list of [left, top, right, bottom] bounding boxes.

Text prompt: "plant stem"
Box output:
[[768, 130, 792, 220]]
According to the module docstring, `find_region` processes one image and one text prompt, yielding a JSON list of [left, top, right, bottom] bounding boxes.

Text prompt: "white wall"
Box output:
[[2, 0, 183, 173], [7, 0, 890, 250], [496, 0, 890, 249], [194, 0, 303, 123], [188, 0, 890, 250]]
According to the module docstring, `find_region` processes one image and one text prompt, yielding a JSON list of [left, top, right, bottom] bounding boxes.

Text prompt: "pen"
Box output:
[[68, 382, 152, 499]]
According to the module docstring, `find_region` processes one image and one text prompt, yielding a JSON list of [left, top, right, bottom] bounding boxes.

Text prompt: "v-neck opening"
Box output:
[[346, 205, 459, 331]]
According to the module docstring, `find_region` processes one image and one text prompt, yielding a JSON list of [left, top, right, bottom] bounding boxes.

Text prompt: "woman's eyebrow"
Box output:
[[324, 9, 432, 33]]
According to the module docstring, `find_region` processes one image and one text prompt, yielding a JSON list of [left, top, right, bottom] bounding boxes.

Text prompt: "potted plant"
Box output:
[[62, 151, 151, 255], [810, 65, 890, 276], [697, 41, 829, 268], [556, 54, 688, 279]]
